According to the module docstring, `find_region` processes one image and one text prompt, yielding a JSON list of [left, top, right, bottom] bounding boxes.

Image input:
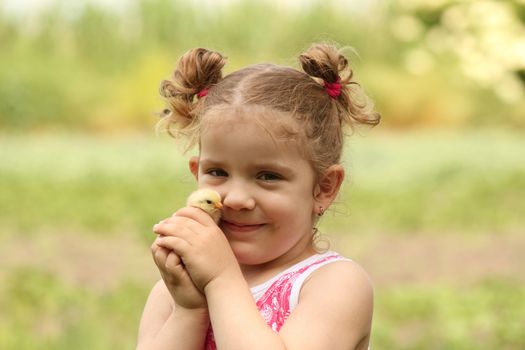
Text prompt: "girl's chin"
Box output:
[[227, 242, 266, 264]]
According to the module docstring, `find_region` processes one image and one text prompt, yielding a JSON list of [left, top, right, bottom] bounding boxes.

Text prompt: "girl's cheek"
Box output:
[[200, 175, 224, 186]]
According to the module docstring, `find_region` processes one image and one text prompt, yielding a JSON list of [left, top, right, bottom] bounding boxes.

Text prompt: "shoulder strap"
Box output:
[[255, 253, 349, 332], [288, 253, 351, 310]]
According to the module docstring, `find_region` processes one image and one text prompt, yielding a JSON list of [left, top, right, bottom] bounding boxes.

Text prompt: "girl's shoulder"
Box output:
[[301, 252, 373, 296], [288, 251, 372, 308], [279, 254, 374, 348]]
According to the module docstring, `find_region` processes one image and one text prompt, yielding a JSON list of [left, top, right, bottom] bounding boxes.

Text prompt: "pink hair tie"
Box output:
[[197, 87, 209, 99], [324, 79, 342, 99]]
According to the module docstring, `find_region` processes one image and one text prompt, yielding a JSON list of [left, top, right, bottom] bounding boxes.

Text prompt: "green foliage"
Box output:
[[372, 280, 525, 349], [1, 131, 524, 239], [1, 269, 523, 349], [0, 0, 524, 132], [0, 1, 524, 345], [0, 131, 523, 348], [0, 134, 192, 240], [322, 130, 525, 234], [0, 268, 146, 350]]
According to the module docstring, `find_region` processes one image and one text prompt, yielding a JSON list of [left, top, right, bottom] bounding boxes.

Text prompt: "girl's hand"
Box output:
[[150, 228, 207, 310], [153, 206, 239, 292]]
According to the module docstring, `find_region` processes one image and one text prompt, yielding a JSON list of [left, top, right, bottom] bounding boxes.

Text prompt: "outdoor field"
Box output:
[[1, 131, 524, 349], [1, 0, 524, 349]]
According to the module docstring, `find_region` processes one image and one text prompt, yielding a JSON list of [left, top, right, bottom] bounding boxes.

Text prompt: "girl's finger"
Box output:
[[164, 251, 184, 275], [151, 244, 169, 268], [166, 250, 182, 266], [174, 206, 217, 228], [156, 236, 192, 257], [153, 216, 203, 235], [150, 238, 163, 257], [153, 223, 197, 242]]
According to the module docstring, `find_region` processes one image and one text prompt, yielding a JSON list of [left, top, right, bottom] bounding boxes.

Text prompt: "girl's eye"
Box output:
[[258, 172, 282, 181], [207, 169, 228, 177]]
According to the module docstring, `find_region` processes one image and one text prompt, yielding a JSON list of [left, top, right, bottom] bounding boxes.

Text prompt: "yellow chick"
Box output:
[[186, 188, 223, 223]]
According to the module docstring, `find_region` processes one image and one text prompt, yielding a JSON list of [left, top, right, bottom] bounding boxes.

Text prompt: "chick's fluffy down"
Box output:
[[186, 189, 222, 223]]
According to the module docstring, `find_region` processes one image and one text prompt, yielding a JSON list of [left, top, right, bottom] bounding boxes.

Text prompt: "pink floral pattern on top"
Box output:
[[204, 253, 343, 349]]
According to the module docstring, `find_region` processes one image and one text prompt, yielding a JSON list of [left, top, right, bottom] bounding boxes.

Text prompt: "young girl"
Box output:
[[137, 43, 380, 350]]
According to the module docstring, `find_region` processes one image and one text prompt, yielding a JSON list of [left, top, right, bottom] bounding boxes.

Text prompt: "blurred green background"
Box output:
[[1, 0, 524, 349]]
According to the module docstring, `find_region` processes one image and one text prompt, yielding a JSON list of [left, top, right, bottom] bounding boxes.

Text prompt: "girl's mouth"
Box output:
[[220, 220, 265, 233]]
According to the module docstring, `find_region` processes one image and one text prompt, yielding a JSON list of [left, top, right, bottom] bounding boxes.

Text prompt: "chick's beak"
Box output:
[[215, 202, 223, 209]]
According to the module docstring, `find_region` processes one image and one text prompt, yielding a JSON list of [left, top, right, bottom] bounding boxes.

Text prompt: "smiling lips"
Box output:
[[221, 220, 265, 233]]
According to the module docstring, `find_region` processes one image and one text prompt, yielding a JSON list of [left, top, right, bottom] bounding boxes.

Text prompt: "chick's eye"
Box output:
[[206, 200, 212, 204]]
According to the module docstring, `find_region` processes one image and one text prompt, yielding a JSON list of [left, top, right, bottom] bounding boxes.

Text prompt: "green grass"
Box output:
[[329, 129, 525, 234], [1, 130, 524, 239], [0, 133, 192, 241], [1, 268, 523, 349], [372, 279, 525, 349], [0, 268, 144, 350], [1, 130, 524, 349]]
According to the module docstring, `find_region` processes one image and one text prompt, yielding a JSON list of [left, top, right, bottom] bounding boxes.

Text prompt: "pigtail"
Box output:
[[158, 48, 227, 139], [156, 43, 378, 175], [299, 44, 380, 129]]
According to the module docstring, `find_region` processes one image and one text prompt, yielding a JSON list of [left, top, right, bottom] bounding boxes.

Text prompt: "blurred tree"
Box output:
[[0, 0, 523, 131]]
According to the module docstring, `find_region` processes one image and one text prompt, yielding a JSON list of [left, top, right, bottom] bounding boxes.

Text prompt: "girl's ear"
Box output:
[[189, 156, 199, 179], [313, 164, 345, 212]]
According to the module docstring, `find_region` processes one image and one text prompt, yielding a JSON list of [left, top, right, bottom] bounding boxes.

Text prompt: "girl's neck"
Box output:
[[240, 241, 317, 287]]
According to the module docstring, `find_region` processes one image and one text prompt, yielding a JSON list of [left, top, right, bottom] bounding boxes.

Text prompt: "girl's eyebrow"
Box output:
[[199, 158, 223, 166], [252, 162, 293, 173], [200, 158, 294, 174]]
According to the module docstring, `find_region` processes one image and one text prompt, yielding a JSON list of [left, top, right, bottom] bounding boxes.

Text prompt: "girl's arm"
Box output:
[[154, 207, 373, 349], [204, 261, 373, 350], [278, 261, 374, 349], [137, 215, 211, 349], [136, 279, 210, 350]]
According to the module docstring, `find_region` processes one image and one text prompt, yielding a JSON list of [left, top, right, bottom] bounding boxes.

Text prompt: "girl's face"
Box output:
[[190, 108, 318, 268]]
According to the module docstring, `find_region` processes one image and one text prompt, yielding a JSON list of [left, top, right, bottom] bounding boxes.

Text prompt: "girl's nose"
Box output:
[[222, 187, 255, 211]]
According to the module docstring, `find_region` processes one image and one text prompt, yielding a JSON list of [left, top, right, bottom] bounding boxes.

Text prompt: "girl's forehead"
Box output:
[[202, 105, 300, 142], [200, 105, 307, 159]]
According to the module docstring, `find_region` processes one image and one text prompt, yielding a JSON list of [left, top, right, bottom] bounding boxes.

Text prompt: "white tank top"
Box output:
[[205, 251, 351, 349], [252, 251, 350, 310]]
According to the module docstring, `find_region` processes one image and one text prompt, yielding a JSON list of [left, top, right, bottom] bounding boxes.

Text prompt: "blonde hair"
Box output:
[[158, 43, 380, 175]]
